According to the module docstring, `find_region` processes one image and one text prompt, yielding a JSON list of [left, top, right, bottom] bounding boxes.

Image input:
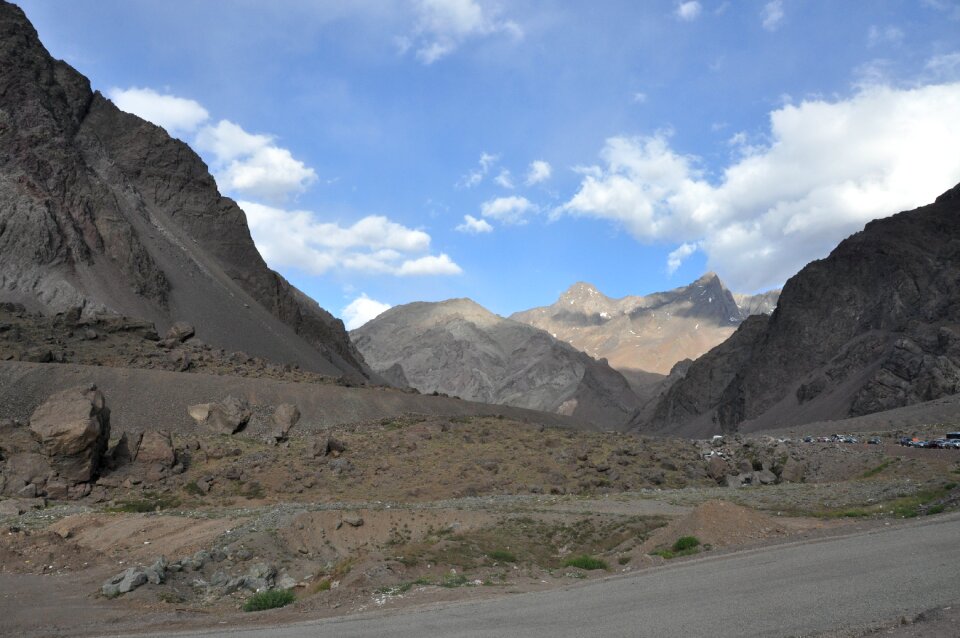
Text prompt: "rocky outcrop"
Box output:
[[0, 2, 371, 381], [511, 274, 779, 376], [645, 182, 960, 436], [351, 299, 643, 430]]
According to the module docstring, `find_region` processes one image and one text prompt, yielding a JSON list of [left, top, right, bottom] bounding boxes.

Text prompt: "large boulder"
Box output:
[[165, 321, 195, 343], [269, 404, 301, 442], [135, 431, 175, 467], [188, 396, 251, 435], [29, 386, 110, 483]]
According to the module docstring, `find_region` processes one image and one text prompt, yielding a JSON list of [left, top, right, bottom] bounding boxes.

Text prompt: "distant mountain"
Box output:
[[350, 299, 643, 430], [0, 2, 371, 381], [644, 182, 960, 436], [511, 274, 780, 377]]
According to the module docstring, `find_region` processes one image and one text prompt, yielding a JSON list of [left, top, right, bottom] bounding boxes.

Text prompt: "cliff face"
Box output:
[[0, 2, 371, 379], [351, 299, 644, 430], [645, 183, 960, 436]]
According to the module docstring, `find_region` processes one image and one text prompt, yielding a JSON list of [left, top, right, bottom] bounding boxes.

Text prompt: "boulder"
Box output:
[[187, 396, 251, 435], [29, 386, 110, 483], [105, 432, 141, 469], [165, 321, 195, 343], [780, 457, 806, 483], [102, 568, 148, 598], [308, 435, 346, 458], [706, 455, 730, 482], [135, 431, 175, 467], [270, 404, 301, 442]]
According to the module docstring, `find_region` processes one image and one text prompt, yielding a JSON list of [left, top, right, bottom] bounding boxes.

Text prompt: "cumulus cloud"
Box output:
[[459, 152, 499, 188], [107, 87, 209, 135], [494, 169, 514, 189], [525, 160, 552, 185], [195, 120, 316, 203], [667, 242, 699, 274], [341, 294, 392, 330], [397, 253, 463, 275], [456, 214, 494, 233], [239, 201, 461, 277], [761, 0, 785, 31], [406, 0, 523, 64], [675, 1, 702, 21], [561, 83, 960, 291], [480, 195, 537, 224]]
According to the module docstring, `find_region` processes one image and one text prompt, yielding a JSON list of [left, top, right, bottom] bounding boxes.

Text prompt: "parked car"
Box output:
[[898, 437, 913, 446], [803, 436, 813, 443], [868, 437, 881, 445]]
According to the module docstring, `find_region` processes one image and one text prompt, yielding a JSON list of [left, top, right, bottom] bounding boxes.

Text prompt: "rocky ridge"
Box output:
[[511, 274, 780, 377], [350, 298, 644, 430], [0, 1, 370, 381], [646, 182, 960, 436]]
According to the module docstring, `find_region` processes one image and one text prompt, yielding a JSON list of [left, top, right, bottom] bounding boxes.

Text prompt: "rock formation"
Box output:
[[351, 299, 643, 430], [0, 1, 371, 381], [645, 183, 960, 436]]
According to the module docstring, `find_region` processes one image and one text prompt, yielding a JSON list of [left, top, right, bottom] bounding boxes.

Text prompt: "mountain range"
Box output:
[[511, 274, 779, 377]]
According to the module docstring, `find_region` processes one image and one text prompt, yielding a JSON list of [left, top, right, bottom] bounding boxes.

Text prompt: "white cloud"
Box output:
[[867, 25, 904, 48], [397, 253, 463, 275], [761, 0, 785, 31], [561, 82, 960, 292], [675, 1, 702, 21], [480, 195, 537, 224], [494, 169, 514, 188], [667, 242, 698, 274], [459, 152, 499, 188], [341, 294, 392, 330], [456, 214, 494, 233], [239, 201, 461, 277], [525, 160, 552, 185], [195, 120, 316, 203], [107, 87, 209, 135], [632, 92, 648, 104], [406, 0, 523, 64], [921, 0, 960, 20]]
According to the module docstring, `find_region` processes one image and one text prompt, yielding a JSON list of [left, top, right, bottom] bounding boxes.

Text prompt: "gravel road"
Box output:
[[119, 512, 960, 638]]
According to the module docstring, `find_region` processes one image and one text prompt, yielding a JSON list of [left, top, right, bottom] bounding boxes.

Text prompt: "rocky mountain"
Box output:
[[0, 2, 371, 381], [350, 299, 644, 430], [645, 182, 960, 436], [511, 274, 780, 377]]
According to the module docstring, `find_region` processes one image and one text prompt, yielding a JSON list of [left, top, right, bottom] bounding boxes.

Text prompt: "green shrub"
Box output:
[[618, 555, 631, 565], [927, 504, 945, 515], [489, 549, 517, 563], [243, 589, 295, 612], [672, 536, 700, 552], [440, 573, 469, 588], [563, 555, 608, 570]]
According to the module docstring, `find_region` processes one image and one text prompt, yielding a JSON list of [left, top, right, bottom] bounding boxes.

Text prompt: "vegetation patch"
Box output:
[[861, 460, 893, 479], [563, 555, 608, 570], [105, 492, 180, 513], [488, 549, 517, 563], [242, 589, 295, 612]]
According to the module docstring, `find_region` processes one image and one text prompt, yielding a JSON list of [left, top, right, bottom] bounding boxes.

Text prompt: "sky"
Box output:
[[17, 0, 960, 328]]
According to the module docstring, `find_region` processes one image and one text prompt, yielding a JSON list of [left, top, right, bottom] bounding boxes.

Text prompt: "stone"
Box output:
[[309, 435, 346, 458], [145, 556, 168, 584], [188, 397, 251, 435], [780, 457, 805, 483], [276, 575, 297, 590], [168, 349, 191, 371], [270, 404, 301, 442], [29, 386, 110, 483], [166, 321, 195, 343], [757, 468, 778, 485], [102, 567, 149, 597], [706, 455, 730, 482], [342, 515, 364, 528], [105, 432, 141, 469], [135, 431, 175, 467]]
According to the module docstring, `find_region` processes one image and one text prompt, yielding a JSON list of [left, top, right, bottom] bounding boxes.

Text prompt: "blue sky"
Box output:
[[18, 0, 960, 327]]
